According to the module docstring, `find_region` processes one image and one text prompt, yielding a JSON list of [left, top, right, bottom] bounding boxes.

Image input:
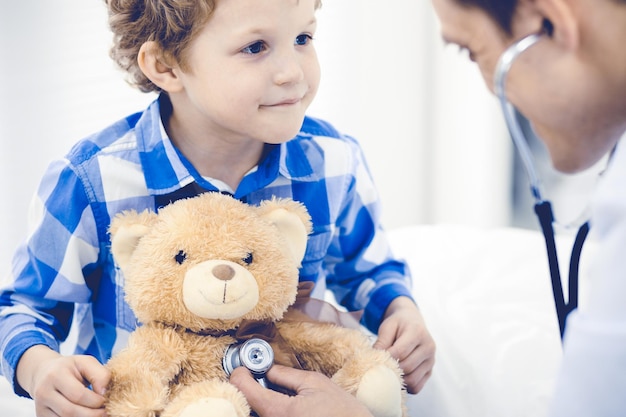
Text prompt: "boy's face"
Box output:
[[171, 0, 321, 145]]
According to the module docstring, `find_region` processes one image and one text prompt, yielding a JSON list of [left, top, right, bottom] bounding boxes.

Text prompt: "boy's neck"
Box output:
[[159, 94, 266, 192]]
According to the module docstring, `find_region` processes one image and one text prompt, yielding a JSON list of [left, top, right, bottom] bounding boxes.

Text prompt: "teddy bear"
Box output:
[[104, 192, 406, 417]]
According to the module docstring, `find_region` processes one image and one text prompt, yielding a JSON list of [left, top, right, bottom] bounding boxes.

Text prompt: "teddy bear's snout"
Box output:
[[212, 264, 235, 281]]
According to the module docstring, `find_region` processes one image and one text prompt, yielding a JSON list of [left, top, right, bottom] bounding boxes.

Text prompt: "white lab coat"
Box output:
[[549, 137, 626, 416]]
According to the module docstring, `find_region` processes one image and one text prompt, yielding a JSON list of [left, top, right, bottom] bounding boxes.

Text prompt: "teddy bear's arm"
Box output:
[[277, 321, 377, 375], [277, 321, 406, 417], [105, 325, 189, 417]]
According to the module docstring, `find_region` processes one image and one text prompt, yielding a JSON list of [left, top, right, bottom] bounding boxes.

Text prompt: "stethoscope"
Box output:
[[493, 32, 590, 342]]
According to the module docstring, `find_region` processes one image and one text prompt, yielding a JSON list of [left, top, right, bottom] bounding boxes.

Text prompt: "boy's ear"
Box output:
[[137, 41, 184, 93]]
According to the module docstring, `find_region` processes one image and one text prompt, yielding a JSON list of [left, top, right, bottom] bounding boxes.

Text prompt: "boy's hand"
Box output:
[[16, 345, 110, 417], [373, 296, 436, 394]]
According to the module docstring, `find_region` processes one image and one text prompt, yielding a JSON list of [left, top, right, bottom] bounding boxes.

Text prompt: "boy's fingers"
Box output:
[[75, 355, 111, 396], [372, 321, 397, 351]]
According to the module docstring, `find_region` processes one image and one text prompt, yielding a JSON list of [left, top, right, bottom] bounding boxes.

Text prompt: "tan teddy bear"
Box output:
[[104, 192, 405, 417]]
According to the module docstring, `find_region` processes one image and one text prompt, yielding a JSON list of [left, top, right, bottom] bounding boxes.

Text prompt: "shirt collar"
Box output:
[[136, 96, 195, 195], [136, 96, 322, 197]]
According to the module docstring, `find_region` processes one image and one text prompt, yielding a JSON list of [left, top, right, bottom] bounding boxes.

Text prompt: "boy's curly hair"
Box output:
[[105, 0, 323, 93], [104, 0, 216, 93]]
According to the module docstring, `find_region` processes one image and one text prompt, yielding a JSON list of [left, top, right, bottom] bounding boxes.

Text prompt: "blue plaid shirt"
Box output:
[[0, 96, 413, 394]]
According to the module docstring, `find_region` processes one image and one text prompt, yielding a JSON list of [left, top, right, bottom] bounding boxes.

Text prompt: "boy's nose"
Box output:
[[273, 51, 305, 85]]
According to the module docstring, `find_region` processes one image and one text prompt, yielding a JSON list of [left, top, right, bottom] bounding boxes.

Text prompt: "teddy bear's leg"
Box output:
[[354, 365, 404, 417], [161, 380, 250, 417], [331, 349, 405, 417]]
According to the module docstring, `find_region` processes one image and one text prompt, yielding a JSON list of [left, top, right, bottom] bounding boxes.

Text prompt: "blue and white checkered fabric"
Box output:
[[0, 96, 413, 395]]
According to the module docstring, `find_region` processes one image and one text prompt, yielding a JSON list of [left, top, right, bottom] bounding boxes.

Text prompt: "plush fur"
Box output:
[[104, 193, 406, 417]]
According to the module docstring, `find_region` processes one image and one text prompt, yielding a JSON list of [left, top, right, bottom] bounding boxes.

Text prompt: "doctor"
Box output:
[[232, 0, 626, 416], [429, 0, 626, 415]]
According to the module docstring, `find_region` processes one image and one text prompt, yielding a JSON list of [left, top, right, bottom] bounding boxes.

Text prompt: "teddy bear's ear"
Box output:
[[258, 198, 312, 265], [109, 210, 157, 271]]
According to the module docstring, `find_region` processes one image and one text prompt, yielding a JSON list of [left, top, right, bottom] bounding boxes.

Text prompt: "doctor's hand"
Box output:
[[373, 296, 436, 394], [229, 365, 374, 417], [16, 344, 110, 417]]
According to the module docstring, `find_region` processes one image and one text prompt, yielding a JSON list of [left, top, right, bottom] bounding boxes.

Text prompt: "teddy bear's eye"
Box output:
[[242, 252, 253, 265], [175, 250, 187, 264]]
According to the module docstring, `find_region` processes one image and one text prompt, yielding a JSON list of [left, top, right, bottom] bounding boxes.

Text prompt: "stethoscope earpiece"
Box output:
[[542, 18, 554, 37]]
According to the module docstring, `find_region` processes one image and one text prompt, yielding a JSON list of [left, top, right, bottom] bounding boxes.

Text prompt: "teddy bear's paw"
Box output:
[[162, 397, 248, 417], [355, 365, 403, 417], [179, 398, 239, 417], [104, 378, 169, 417], [161, 380, 250, 417]]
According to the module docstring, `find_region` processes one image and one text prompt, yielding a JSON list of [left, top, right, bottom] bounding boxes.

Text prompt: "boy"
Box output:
[[0, 0, 435, 415]]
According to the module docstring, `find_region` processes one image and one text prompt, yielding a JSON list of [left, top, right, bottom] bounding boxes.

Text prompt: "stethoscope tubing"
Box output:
[[494, 33, 545, 202], [493, 32, 589, 342]]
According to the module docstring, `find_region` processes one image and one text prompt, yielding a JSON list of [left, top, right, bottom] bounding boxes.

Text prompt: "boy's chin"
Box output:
[[262, 121, 307, 144]]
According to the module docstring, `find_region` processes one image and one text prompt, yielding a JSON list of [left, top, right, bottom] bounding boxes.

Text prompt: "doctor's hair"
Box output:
[[458, 0, 626, 34], [455, 0, 516, 34], [103, 0, 323, 93]]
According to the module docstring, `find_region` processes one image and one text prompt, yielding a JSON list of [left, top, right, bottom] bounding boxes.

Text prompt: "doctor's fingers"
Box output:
[[230, 367, 289, 417]]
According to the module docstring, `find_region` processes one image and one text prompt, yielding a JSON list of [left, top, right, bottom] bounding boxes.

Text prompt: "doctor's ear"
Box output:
[[533, 0, 579, 50], [137, 41, 184, 93]]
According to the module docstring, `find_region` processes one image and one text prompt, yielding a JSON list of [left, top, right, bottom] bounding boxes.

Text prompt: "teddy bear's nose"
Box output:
[[212, 264, 235, 281]]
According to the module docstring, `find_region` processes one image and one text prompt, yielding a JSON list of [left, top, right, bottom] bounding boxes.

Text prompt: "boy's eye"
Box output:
[[295, 34, 313, 46], [241, 41, 267, 55]]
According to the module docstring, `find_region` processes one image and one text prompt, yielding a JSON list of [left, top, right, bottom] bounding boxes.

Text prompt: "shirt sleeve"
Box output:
[[324, 136, 414, 334], [0, 158, 100, 395]]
